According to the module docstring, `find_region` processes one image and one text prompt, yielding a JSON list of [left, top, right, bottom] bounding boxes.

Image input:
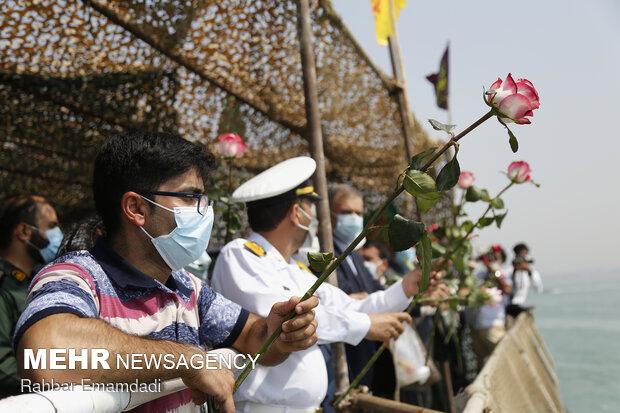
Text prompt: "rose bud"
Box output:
[[457, 171, 475, 189], [507, 161, 532, 184], [217, 132, 247, 158], [485, 74, 540, 124]]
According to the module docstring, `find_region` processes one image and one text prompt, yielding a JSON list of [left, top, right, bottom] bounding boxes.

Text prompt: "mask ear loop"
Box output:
[[140, 226, 155, 240], [25, 224, 49, 249], [26, 224, 42, 234], [295, 204, 313, 231], [140, 195, 176, 213], [138, 195, 174, 240]]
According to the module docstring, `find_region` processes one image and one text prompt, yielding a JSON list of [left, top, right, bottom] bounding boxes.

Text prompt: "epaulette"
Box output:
[[244, 241, 266, 257], [10, 269, 27, 282], [296, 261, 312, 273]]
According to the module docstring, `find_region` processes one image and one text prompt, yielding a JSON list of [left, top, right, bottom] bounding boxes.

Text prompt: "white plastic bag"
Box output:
[[390, 323, 431, 387]]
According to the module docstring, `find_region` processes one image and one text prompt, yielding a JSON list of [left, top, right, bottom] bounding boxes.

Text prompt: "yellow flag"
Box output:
[[371, 0, 406, 45]]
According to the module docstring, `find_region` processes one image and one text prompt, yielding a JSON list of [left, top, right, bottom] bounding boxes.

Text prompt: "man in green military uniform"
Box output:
[[0, 195, 63, 397]]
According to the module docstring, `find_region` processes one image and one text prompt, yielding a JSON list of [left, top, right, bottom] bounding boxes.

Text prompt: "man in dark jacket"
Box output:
[[329, 184, 396, 398]]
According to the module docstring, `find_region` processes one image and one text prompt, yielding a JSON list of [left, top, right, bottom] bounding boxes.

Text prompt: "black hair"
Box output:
[[363, 240, 390, 260], [513, 243, 529, 256], [0, 195, 49, 250], [58, 215, 106, 255], [246, 190, 297, 233], [92, 131, 216, 236]]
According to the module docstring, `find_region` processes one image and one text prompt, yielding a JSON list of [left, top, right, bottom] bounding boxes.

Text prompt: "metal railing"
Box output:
[[457, 313, 564, 413]]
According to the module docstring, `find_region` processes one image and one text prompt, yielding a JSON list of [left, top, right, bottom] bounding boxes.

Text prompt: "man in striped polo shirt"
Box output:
[[12, 132, 319, 413]]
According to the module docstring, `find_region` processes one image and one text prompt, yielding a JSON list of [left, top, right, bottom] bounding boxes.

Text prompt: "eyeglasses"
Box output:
[[139, 191, 212, 215]]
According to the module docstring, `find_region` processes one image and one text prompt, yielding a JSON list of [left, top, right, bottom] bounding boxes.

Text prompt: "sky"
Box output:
[[333, 0, 620, 276]]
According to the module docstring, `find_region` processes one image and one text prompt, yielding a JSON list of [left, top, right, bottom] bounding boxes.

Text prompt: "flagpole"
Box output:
[[387, 0, 418, 220], [387, 0, 415, 162], [446, 41, 452, 126]]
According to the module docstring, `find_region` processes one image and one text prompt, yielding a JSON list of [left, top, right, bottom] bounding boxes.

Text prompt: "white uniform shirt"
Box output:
[[211, 233, 411, 408], [511, 268, 543, 306], [472, 263, 513, 329]]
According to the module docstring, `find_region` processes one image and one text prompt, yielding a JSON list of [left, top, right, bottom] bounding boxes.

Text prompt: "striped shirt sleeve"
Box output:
[[197, 282, 249, 349], [13, 263, 99, 349]]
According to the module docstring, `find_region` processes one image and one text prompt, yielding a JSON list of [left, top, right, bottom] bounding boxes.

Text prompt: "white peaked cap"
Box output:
[[232, 156, 319, 203]]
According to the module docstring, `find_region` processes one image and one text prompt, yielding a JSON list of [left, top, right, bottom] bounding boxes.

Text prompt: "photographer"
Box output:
[[506, 243, 543, 318], [469, 245, 513, 368]]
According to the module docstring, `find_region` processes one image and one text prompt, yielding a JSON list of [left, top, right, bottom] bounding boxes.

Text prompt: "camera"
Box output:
[[512, 256, 534, 266]]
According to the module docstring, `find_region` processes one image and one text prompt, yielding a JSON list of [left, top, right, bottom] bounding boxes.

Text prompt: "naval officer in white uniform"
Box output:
[[211, 157, 423, 413]]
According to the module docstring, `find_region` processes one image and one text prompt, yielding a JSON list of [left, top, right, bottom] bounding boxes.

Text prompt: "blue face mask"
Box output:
[[334, 213, 364, 245], [140, 196, 214, 271], [395, 248, 416, 271], [28, 225, 64, 264]]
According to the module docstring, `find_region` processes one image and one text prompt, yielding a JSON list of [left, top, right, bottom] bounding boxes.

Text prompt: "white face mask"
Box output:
[[363, 260, 380, 280], [294, 204, 320, 265], [294, 231, 321, 266], [296, 204, 319, 234], [140, 196, 214, 271]]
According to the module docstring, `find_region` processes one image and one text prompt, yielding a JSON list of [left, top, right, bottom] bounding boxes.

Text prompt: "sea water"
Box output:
[[529, 269, 620, 412]]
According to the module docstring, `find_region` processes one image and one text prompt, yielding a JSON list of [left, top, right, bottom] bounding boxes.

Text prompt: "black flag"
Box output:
[[426, 45, 449, 110]]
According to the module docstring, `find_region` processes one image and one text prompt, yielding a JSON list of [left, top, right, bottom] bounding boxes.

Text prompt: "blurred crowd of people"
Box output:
[[0, 131, 543, 412]]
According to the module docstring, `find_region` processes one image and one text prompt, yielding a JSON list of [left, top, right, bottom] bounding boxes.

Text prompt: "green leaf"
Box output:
[[507, 128, 519, 153], [404, 170, 436, 197], [461, 220, 475, 233], [416, 233, 432, 293], [467, 288, 491, 308], [495, 212, 508, 228], [465, 186, 482, 202], [453, 250, 466, 274], [480, 189, 492, 203], [307, 252, 335, 273], [478, 217, 495, 228], [416, 192, 443, 213], [226, 211, 242, 231], [435, 147, 461, 192], [490, 197, 505, 209], [388, 214, 425, 252], [409, 147, 437, 170], [446, 225, 466, 240], [431, 241, 446, 259], [428, 119, 456, 134]]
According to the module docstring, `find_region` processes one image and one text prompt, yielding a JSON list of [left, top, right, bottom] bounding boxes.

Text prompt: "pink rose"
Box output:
[[426, 223, 439, 233], [485, 74, 539, 124], [217, 133, 247, 158], [507, 161, 532, 184], [457, 171, 475, 189]]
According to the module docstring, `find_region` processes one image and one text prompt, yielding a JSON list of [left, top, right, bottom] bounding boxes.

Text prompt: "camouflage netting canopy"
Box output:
[[0, 0, 443, 230]]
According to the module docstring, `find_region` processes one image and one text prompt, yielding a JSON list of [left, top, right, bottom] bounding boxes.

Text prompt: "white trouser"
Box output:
[[235, 401, 318, 413]]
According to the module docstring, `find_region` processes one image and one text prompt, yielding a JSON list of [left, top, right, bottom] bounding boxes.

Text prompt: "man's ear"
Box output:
[[289, 202, 301, 226], [14, 222, 32, 243], [121, 192, 149, 227], [379, 258, 389, 274]]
